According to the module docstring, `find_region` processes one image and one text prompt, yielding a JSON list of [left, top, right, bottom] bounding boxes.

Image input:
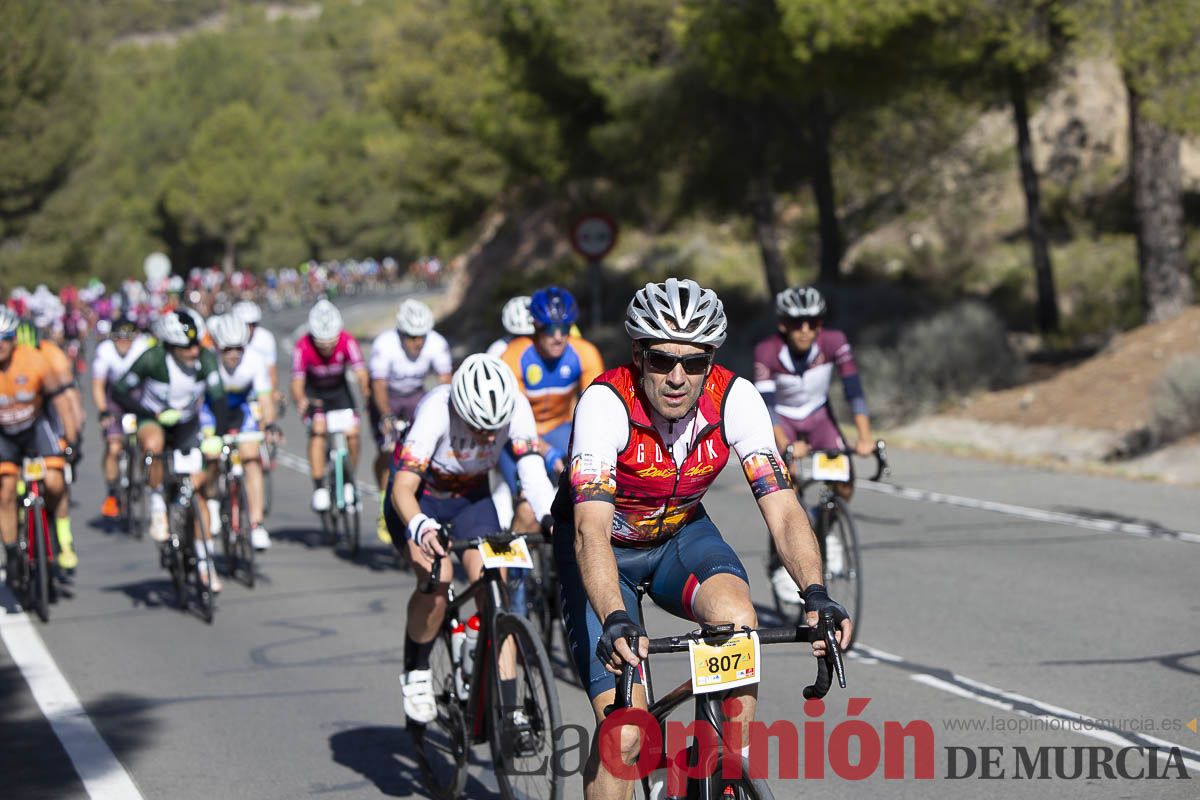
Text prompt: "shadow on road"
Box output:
[[327, 724, 497, 798], [0, 666, 160, 800], [103, 577, 179, 609]]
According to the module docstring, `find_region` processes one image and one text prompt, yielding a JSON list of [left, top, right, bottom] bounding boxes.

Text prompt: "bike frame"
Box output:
[[441, 565, 508, 744]]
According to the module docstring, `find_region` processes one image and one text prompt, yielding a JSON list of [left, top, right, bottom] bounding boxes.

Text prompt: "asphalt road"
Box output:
[[2, 290, 1198, 799]]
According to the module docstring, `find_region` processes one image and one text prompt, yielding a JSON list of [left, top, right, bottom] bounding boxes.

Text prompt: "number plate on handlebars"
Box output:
[[121, 414, 138, 435], [325, 408, 357, 434], [478, 537, 534, 569], [21, 458, 47, 482], [811, 453, 851, 482], [173, 448, 202, 474], [688, 631, 760, 694]]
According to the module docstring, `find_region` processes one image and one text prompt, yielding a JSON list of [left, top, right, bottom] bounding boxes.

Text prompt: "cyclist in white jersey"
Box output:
[[368, 299, 452, 542], [233, 301, 280, 410], [485, 295, 535, 357], [389, 355, 554, 725], [203, 315, 276, 550], [92, 316, 151, 519]]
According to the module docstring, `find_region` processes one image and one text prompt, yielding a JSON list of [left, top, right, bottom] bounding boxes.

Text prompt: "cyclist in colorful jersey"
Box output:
[[92, 316, 151, 519], [388, 354, 555, 725], [500, 287, 604, 485], [752, 286, 875, 612], [485, 295, 535, 357], [17, 319, 85, 573], [203, 315, 276, 551], [0, 309, 78, 585], [368, 298, 451, 543], [112, 308, 231, 590], [291, 299, 369, 514], [553, 278, 851, 799]]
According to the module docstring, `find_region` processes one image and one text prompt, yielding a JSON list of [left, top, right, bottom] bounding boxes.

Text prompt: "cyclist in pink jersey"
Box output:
[[291, 299, 369, 513]]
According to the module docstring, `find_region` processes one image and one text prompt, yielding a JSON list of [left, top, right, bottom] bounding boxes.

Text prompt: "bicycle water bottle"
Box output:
[[460, 615, 481, 689], [450, 619, 467, 696]]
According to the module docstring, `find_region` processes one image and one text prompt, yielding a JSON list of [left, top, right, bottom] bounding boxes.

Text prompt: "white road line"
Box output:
[[0, 590, 145, 799], [857, 480, 1200, 544], [855, 644, 1200, 770]]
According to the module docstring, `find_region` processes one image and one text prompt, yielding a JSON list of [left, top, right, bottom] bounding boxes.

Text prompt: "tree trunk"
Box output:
[[749, 174, 788, 298], [223, 234, 236, 275], [808, 94, 843, 284], [1128, 82, 1193, 323], [1010, 69, 1059, 333]]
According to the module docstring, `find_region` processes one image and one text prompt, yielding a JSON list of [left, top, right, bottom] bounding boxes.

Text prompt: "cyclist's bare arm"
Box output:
[[353, 366, 369, 399], [852, 412, 874, 456], [370, 378, 390, 417], [574, 500, 641, 671], [757, 487, 852, 651], [91, 376, 108, 415], [290, 375, 307, 415]]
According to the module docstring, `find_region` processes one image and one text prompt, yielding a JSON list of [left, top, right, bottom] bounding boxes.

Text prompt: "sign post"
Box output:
[[570, 214, 618, 327]]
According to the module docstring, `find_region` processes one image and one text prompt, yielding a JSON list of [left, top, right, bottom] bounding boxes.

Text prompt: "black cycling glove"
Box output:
[[801, 584, 849, 626], [595, 610, 646, 665]]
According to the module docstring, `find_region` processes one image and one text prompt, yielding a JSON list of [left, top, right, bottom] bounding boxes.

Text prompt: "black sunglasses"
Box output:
[[783, 316, 824, 330], [641, 348, 713, 376], [537, 323, 571, 336]]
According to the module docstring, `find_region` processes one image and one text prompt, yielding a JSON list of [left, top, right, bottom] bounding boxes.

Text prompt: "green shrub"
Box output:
[[844, 300, 1024, 427], [1151, 355, 1200, 443]]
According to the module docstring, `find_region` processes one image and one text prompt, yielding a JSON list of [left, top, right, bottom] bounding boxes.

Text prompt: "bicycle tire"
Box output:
[[219, 480, 234, 571], [191, 505, 216, 624], [411, 628, 468, 800], [530, 541, 556, 655], [488, 612, 564, 800], [668, 747, 775, 800], [823, 496, 862, 651], [32, 503, 50, 623], [236, 482, 255, 588], [168, 502, 189, 610], [341, 457, 360, 557], [263, 443, 276, 518]]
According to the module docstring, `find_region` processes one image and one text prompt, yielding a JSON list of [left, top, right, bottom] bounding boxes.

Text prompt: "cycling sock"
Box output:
[[499, 678, 518, 708], [313, 478, 324, 491], [56, 517, 74, 551], [404, 635, 435, 672], [106, 482, 117, 497]]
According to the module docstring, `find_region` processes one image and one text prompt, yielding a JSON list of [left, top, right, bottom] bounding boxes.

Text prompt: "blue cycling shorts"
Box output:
[[200, 401, 258, 434], [383, 471, 500, 547], [554, 509, 749, 700]]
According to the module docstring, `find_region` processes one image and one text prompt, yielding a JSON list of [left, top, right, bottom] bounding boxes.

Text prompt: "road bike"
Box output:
[[773, 440, 888, 650], [312, 404, 361, 557], [215, 432, 260, 588], [526, 530, 569, 672], [155, 446, 218, 624], [411, 527, 563, 800], [13, 457, 57, 622], [608, 583, 847, 800]]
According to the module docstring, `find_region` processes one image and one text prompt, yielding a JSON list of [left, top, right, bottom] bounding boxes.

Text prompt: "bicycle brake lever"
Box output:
[[822, 609, 847, 690]]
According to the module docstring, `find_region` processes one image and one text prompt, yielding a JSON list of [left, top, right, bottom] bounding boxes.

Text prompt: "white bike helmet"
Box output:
[[208, 314, 250, 349], [396, 298, 435, 337], [156, 308, 205, 347], [775, 286, 826, 319], [625, 278, 727, 348], [451, 354, 518, 430], [500, 295, 535, 336], [308, 298, 343, 342], [0, 307, 20, 338], [232, 300, 263, 325]]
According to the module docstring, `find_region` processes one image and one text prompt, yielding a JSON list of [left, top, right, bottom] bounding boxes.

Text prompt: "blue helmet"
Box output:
[[529, 286, 578, 327]]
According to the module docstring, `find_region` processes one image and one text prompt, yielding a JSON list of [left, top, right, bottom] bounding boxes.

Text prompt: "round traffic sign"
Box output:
[[571, 214, 618, 261], [143, 252, 171, 282]]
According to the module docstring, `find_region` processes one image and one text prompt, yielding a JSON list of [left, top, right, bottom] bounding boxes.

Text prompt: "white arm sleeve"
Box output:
[[568, 384, 628, 464], [368, 332, 391, 381], [724, 378, 783, 460], [508, 395, 555, 520], [429, 331, 452, 376]]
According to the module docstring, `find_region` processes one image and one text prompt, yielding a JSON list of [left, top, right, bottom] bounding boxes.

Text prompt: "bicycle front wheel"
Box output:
[[410, 630, 468, 800], [190, 506, 217, 624], [823, 496, 862, 650], [31, 504, 50, 623], [234, 482, 255, 587], [488, 613, 563, 800]]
